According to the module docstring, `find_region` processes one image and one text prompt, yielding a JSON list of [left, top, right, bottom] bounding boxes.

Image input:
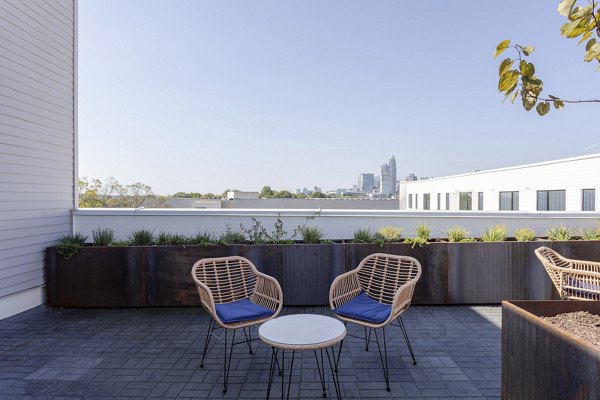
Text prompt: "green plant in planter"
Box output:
[[377, 226, 403, 242], [92, 227, 114, 246], [404, 223, 430, 248], [514, 227, 536, 242], [219, 228, 246, 245], [130, 229, 155, 246], [240, 217, 270, 244], [580, 227, 600, 240], [191, 231, 217, 246], [446, 226, 473, 242], [56, 233, 88, 260], [482, 225, 507, 242], [547, 225, 572, 241], [353, 229, 374, 243], [111, 240, 132, 246], [155, 232, 190, 245], [299, 226, 324, 244]]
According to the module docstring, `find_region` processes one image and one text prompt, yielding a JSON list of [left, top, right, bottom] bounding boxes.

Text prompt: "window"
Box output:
[[423, 193, 431, 210], [582, 189, 595, 211], [415, 194, 419, 209], [537, 190, 566, 211], [437, 193, 441, 211], [478, 192, 483, 210], [499, 191, 519, 211], [459, 192, 472, 210], [445, 193, 450, 210], [408, 194, 413, 209]]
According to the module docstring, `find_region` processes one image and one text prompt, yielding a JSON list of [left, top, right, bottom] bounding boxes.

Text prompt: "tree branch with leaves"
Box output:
[[495, 0, 600, 116]]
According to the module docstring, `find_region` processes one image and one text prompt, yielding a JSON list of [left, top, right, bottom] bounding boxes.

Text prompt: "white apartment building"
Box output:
[[400, 153, 600, 212]]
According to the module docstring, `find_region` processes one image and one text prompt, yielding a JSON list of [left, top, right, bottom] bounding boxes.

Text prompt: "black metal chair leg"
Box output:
[[200, 319, 214, 368], [373, 327, 390, 391], [397, 316, 417, 365], [242, 327, 253, 354], [334, 339, 344, 373], [222, 329, 236, 393], [266, 348, 278, 399]]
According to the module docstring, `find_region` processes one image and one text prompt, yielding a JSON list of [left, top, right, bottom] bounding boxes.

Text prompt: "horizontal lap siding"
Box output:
[[0, 0, 75, 298]]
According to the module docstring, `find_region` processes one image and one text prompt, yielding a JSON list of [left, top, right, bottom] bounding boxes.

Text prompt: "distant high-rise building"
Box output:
[[405, 173, 418, 182], [358, 173, 375, 192], [380, 155, 397, 196], [389, 155, 397, 196]]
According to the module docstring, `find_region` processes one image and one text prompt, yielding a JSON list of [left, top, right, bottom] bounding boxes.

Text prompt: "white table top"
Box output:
[[259, 314, 346, 350]]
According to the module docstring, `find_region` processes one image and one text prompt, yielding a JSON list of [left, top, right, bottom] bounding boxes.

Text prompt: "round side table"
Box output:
[[259, 314, 346, 399]]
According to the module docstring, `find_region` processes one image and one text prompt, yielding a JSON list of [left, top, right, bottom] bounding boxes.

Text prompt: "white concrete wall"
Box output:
[[402, 154, 600, 212], [74, 208, 600, 240], [0, 0, 76, 318]]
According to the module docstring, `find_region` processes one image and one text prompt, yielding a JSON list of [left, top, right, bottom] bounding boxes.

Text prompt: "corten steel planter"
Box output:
[[46, 240, 600, 308], [241, 243, 345, 306], [502, 300, 600, 400]]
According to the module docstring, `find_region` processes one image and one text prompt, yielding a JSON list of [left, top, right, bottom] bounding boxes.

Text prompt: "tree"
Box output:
[[78, 177, 154, 208], [495, 0, 600, 116], [260, 186, 274, 198]]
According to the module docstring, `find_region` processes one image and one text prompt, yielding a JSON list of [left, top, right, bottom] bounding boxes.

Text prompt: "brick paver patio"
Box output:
[[0, 305, 500, 399]]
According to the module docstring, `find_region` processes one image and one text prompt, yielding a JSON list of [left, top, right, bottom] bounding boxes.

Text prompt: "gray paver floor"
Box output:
[[0, 305, 501, 399]]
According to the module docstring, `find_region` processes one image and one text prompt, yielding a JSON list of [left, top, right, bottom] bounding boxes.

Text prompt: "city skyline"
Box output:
[[78, 1, 600, 194]]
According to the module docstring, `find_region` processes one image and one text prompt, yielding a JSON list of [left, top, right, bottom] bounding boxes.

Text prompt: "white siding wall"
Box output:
[[402, 154, 600, 212], [0, 0, 75, 317]]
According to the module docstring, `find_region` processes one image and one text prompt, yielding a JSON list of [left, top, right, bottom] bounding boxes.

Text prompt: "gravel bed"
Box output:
[[542, 311, 600, 347]]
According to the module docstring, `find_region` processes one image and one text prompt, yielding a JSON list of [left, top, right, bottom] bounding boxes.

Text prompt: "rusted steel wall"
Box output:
[[46, 241, 600, 307], [502, 301, 600, 400]]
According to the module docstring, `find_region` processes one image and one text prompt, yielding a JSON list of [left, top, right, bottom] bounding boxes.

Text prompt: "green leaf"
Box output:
[[578, 30, 594, 45], [557, 0, 576, 17], [494, 39, 510, 59], [536, 102, 551, 116], [548, 94, 558, 100], [522, 45, 535, 56], [522, 93, 537, 111], [553, 100, 565, 109], [561, 18, 590, 38], [571, 5, 592, 19], [498, 70, 519, 92], [584, 42, 600, 62], [520, 62, 535, 77], [510, 89, 519, 104], [586, 38, 597, 51], [498, 58, 514, 76]]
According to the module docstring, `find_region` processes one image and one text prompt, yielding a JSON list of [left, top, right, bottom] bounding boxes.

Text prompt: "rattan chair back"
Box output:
[[192, 256, 258, 304], [356, 253, 421, 304], [535, 246, 600, 300]]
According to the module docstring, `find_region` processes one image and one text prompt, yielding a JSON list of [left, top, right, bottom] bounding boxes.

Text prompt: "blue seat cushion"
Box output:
[[568, 277, 600, 297], [215, 298, 275, 324], [334, 292, 392, 324]]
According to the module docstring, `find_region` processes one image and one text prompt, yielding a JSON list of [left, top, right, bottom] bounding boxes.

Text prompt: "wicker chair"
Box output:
[[191, 256, 283, 393], [535, 246, 600, 300], [329, 253, 422, 391]]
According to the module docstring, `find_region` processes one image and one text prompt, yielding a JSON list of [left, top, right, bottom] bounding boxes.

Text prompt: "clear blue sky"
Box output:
[[78, 0, 600, 195]]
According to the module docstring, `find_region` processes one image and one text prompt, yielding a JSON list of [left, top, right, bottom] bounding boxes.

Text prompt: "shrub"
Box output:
[[482, 225, 507, 242], [191, 231, 217, 245], [514, 228, 536, 242], [219, 229, 246, 245], [446, 226, 472, 242], [353, 229, 373, 243], [130, 229, 155, 245], [154, 232, 191, 245], [547, 225, 572, 241], [56, 233, 87, 260], [377, 226, 403, 242], [404, 223, 430, 248], [299, 226, 324, 244], [92, 227, 114, 246], [580, 227, 600, 240]]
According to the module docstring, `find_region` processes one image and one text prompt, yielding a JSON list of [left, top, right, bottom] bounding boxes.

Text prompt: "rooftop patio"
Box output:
[[0, 305, 500, 399]]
